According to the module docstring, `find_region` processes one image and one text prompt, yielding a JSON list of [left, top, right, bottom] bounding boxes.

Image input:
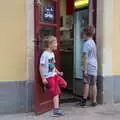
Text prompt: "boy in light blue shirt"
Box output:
[[81, 25, 97, 107]]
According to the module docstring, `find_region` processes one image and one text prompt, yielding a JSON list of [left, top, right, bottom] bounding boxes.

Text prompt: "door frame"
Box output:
[[34, 0, 60, 114]]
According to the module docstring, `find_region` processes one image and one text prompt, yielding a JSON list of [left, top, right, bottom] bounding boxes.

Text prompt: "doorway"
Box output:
[[59, 0, 74, 101], [59, 0, 100, 104], [34, 0, 97, 114], [59, 0, 90, 101]]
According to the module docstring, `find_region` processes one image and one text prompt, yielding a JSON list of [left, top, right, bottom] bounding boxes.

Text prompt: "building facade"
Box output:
[[0, 0, 120, 114], [0, 0, 34, 113]]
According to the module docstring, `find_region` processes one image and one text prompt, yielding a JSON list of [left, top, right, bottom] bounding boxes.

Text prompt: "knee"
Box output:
[[91, 81, 97, 86], [84, 78, 89, 85], [64, 81, 67, 88], [62, 81, 67, 88], [49, 86, 61, 97], [49, 87, 57, 96]]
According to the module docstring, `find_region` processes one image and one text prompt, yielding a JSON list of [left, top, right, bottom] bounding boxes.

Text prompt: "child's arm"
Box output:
[[39, 64, 48, 84], [83, 53, 88, 75], [55, 68, 63, 76], [83, 42, 89, 75], [52, 54, 63, 76]]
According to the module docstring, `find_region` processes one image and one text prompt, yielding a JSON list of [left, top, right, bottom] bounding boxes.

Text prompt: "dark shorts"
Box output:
[[83, 72, 97, 85]]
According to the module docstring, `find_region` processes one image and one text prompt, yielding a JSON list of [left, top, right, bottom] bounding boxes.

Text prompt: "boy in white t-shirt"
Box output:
[[39, 36, 67, 117]]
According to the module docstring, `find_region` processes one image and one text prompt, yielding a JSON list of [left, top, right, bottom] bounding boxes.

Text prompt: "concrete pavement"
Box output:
[[0, 103, 120, 120]]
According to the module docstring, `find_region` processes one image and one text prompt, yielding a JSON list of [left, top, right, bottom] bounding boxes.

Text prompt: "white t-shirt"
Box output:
[[83, 39, 97, 76], [40, 51, 57, 78]]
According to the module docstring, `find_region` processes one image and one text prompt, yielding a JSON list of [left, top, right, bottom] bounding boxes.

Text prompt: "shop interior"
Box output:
[[60, 0, 89, 101], [38, 0, 90, 102]]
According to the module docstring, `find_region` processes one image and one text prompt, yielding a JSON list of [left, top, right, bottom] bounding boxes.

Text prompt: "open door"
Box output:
[[73, 8, 89, 95], [34, 0, 60, 114]]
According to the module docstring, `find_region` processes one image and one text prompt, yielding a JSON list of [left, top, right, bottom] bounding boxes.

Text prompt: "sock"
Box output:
[[54, 108, 60, 111], [81, 97, 87, 103], [93, 100, 96, 103]]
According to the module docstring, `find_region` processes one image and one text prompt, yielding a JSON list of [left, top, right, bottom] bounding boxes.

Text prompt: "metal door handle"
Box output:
[[33, 40, 40, 42]]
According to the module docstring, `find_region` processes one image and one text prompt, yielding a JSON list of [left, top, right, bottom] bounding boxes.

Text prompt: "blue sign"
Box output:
[[44, 5, 54, 20]]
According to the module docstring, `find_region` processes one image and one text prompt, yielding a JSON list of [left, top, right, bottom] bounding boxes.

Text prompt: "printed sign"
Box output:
[[44, 5, 54, 21]]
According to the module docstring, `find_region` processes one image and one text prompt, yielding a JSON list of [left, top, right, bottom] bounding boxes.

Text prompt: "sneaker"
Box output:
[[91, 102, 97, 107], [80, 98, 87, 107], [52, 108, 65, 117]]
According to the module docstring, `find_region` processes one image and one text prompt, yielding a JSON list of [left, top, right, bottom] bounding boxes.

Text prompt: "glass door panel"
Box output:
[[74, 9, 89, 79]]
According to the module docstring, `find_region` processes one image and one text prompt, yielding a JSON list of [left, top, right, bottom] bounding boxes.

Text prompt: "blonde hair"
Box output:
[[43, 36, 57, 49]]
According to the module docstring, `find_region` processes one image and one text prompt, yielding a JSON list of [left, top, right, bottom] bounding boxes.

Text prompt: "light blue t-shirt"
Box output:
[[83, 39, 97, 76]]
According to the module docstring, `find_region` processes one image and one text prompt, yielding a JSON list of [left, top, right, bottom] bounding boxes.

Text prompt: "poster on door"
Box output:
[[43, 5, 55, 22]]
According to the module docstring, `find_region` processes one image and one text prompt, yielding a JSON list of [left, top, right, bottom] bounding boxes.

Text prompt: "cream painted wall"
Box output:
[[0, 0, 26, 80], [97, 0, 113, 76], [97, 0, 120, 76], [112, 0, 120, 75], [26, 0, 34, 81]]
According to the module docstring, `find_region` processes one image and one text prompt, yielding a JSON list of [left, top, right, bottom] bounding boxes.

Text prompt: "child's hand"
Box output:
[[59, 72, 64, 76], [42, 78, 48, 85], [84, 70, 87, 76]]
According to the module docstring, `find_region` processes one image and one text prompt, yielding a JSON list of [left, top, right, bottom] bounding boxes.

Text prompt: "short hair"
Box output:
[[83, 25, 95, 37], [43, 36, 57, 49]]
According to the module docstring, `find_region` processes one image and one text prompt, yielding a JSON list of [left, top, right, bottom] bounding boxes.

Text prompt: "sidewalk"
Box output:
[[0, 103, 120, 120]]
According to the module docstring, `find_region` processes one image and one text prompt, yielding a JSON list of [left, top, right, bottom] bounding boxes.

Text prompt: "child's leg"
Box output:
[[89, 85, 93, 99], [50, 76, 66, 116], [91, 76, 97, 103], [83, 74, 90, 99], [47, 76, 61, 109], [92, 84, 97, 103], [53, 95, 59, 109], [83, 84, 89, 99], [53, 94, 64, 116], [80, 74, 90, 106], [56, 75, 67, 88], [51, 76, 67, 108]]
